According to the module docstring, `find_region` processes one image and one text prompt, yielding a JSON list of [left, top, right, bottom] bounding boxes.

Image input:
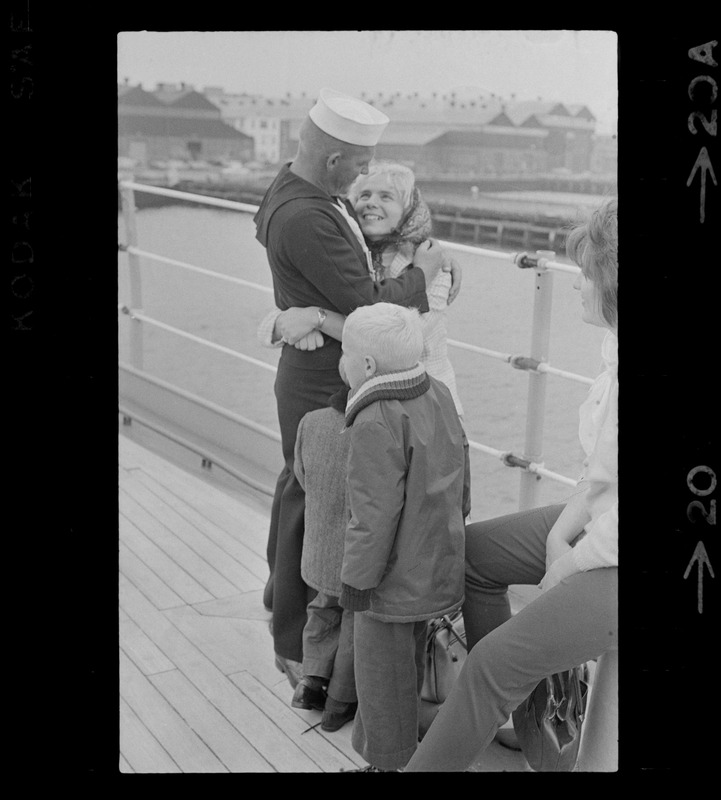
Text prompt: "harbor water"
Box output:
[[118, 205, 606, 521]]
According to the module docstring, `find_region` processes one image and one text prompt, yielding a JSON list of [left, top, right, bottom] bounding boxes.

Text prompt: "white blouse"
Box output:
[[571, 329, 618, 572]]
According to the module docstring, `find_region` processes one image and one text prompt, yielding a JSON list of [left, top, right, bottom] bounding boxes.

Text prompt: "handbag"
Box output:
[[421, 611, 467, 705], [511, 664, 590, 772]]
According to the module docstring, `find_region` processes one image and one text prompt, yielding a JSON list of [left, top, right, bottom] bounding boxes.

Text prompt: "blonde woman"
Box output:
[[259, 160, 463, 417]]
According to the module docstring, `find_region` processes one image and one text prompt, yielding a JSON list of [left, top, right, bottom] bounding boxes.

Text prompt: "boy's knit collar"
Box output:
[[344, 363, 430, 427]]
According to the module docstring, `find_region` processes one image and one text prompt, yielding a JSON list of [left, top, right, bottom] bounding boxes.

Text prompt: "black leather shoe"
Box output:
[[321, 698, 357, 731], [291, 677, 327, 711]]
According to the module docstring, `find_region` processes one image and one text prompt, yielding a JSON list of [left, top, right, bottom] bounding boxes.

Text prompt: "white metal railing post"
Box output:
[[518, 250, 555, 510], [120, 184, 144, 370]]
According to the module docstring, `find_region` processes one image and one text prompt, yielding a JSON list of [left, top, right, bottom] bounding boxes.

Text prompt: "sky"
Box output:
[[117, 30, 618, 134]]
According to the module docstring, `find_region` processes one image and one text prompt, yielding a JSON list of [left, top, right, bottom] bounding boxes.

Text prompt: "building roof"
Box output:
[[427, 128, 548, 148], [361, 97, 508, 127], [214, 95, 314, 120], [165, 90, 222, 111], [502, 100, 569, 125], [118, 114, 253, 141], [567, 104, 597, 121], [378, 124, 452, 146], [117, 85, 165, 107], [536, 114, 595, 130]]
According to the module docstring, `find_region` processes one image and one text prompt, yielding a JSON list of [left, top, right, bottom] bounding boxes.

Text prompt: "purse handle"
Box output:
[[440, 614, 467, 650]]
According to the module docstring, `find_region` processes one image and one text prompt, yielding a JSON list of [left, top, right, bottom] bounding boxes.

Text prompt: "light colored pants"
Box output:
[[405, 504, 618, 771], [302, 591, 357, 703], [351, 614, 427, 771]]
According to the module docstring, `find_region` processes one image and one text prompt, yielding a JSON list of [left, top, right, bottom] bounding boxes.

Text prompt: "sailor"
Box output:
[[254, 87, 450, 683]]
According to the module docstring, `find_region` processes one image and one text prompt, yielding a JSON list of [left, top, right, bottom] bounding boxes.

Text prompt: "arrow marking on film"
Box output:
[[686, 146, 717, 224], [683, 541, 715, 614]]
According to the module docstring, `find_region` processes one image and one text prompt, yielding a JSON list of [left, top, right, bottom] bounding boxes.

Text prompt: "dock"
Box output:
[[118, 433, 531, 773]]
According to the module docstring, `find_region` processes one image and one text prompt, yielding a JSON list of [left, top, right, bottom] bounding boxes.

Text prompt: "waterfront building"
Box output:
[[203, 88, 313, 166], [200, 87, 605, 178], [503, 100, 597, 173], [118, 81, 254, 165]]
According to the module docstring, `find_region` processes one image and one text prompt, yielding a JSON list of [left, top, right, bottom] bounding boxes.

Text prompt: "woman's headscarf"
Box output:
[[365, 186, 433, 281]]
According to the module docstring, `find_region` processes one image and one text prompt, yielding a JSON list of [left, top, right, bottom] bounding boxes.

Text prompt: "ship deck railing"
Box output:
[[119, 180, 590, 509]]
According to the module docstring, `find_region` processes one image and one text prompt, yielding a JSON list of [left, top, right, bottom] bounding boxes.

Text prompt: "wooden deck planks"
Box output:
[[164, 604, 276, 678], [118, 754, 135, 773], [119, 512, 215, 605], [121, 475, 247, 597], [119, 540, 187, 611], [120, 697, 180, 773], [264, 670, 365, 767], [120, 485, 238, 599], [191, 590, 271, 621], [149, 669, 274, 772], [118, 435, 531, 773], [130, 467, 267, 587], [229, 671, 361, 771], [120, 436, 270, 560], [120, 573, 320, 772], [120, 649, 227, 772], [119, 616, 175, 676]]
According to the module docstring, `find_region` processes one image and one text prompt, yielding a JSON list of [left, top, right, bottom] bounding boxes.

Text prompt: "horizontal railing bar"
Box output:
[[120, 309, 279, 374], [434, 240, 579, 274], [530, 259, 579, 276], [537, 362, 594, 386], [118, 304, 593, 386], [125, 247, 274, 294], [120, 180, 259, 213], [468, 440, 506, 459], [446, 338, 513, 362], [447, 340, 592, 385], [118, 249, 590, 383], [530, 465, 579, 487], [119, 356, 576, 487], [435, 239, 516, 261], [120, 361, 282, 443], [119, 404, 276, 497], [121, 181, 579, 274], [434, 215, 561, 235], [466, 440, 577, 486]]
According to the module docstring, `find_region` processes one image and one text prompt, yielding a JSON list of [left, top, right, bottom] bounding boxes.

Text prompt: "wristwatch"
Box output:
[[316, 307, 327, 330]]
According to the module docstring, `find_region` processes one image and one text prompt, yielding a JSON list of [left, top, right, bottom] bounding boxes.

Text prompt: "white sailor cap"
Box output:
[[308, 88, 390, 147]]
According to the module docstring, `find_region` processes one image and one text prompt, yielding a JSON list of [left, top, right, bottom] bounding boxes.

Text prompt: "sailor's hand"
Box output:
[[443, 253, 462, 305], [413, 238, 444, 283], [293, 331, 325, 351], [277, 307, 318, 345]]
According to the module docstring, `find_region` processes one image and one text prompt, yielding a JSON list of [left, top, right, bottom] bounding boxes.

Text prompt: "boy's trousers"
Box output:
[[351, 613, 427, 771], [302, 591, 357, 704]]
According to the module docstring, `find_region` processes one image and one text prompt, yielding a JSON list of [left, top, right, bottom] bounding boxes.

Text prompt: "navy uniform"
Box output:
[[254, 89, 429, 665]]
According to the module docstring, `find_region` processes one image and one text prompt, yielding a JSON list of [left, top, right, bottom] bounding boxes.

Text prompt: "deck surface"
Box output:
[[119, 434, 531, 773]]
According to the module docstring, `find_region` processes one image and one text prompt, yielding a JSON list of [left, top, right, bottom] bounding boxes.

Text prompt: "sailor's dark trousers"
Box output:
[[267, 348, 344, 662]]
